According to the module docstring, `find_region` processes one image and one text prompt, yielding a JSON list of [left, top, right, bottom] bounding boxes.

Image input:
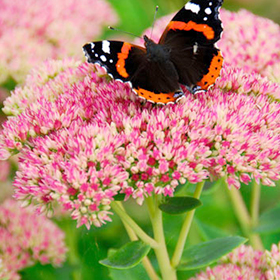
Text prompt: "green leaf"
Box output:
[[108, 249, 150, 280], [178, 236, 247, 271], [254, 205, 280, 234], [109, 255, 150, 280], [109, 266, 150, 280], [99, 241, 151, 269], [159, 196, 202, 214]]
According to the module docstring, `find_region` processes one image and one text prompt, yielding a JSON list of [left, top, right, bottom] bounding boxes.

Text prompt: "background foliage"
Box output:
[[105, 0, 280, 37]]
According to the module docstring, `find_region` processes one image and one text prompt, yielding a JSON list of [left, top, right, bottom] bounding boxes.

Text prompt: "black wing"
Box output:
[[83, 40, 183, 104], [158, 0, 223, 92]]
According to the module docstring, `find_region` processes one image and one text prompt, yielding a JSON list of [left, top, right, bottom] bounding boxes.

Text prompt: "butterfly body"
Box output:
[[83, 0, 223, 104], [144, 36, 170, 63]]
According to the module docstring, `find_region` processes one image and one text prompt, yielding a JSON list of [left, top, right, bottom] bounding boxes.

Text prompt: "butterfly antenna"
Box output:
[[150, 5, 159, 39], [108, 26, 142, 39]]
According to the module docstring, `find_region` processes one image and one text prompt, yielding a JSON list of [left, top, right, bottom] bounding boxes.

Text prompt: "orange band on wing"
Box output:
[[116, 43, 132, 78], [135, 88, 177, 104], [197, 51, 223, 89], [167, 21, 215, 40]]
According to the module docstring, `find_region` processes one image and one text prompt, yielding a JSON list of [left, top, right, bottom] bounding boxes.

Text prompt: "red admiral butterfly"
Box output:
[[83, 0, 223, 104]]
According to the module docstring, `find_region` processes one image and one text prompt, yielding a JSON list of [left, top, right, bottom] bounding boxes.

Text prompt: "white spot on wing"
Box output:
[[193, 43, 198, 54], [203, 17, 208, 21], [95, 53, 98, 57], [205, 7, 212, 15], [102, 40, 111, 54], [90, 43, 95, 50], [100, 55, 107, 62], [184, 2, 200, 14], [109, 59, 113, 63]]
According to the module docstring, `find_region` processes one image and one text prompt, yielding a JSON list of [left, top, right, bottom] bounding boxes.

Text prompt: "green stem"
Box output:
[[117, 202, 160, 280], [59, 219, 82, 280], [111, 201, 158, 248], [141, 256, 160, 280], [146, 195, 177, 280], [171, 181, 205, 268], [225, 184, 264, 250], [250, 180, 261, 228]]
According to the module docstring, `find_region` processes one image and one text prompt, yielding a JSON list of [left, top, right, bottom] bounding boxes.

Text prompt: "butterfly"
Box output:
[[83, 0, 223, 105]]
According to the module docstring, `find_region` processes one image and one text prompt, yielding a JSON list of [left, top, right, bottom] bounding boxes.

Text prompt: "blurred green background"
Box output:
[[17, 0, 280, 279], [105, 0, 280, 37]]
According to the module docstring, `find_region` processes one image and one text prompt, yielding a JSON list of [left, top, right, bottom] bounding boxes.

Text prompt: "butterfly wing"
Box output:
[[83, 41, 139, 81], [83, 40, 183, 104], [159, 0, 223, 93]]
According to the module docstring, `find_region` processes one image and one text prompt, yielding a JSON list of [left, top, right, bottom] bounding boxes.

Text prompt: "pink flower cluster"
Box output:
[[0, 199, 67, 279], [0, 7, 279, 228], [190, 243, 280, 280], [219, 9, 280, 83], [0, 0, 118, 85], [0, 55, 280, 228], [0, 259, 20, 280], [136, 9, 280, 83]]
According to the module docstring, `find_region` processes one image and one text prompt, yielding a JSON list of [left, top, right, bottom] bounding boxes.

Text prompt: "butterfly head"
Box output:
[[143, 35, 153, 45], [143, 35, 170, 63]]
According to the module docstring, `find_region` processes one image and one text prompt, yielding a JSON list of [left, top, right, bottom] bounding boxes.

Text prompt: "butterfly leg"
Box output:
[[174, 89, 185, 99], [185, 85, 205, 94]]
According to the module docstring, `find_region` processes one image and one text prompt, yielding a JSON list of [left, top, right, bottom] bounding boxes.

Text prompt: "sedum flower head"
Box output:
[[190, 243, 280, 280], [219, 9, 280, 83], [0, 0, 118, 85], [0, 57, 280, 228], [0, 260, 20, 280], [0, 199, 67, 279]]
